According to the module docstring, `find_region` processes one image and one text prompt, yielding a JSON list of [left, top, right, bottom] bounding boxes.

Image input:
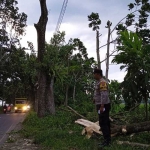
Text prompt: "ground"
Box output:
[[0, 122, 43, 150]]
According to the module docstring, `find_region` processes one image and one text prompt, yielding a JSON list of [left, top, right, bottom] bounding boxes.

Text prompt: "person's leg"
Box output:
[[108, 112, 111, 143], [99, 111, 111, 146]]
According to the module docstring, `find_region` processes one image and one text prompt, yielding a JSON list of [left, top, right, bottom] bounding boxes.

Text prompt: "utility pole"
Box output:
[[105, 20, 112, 79], [96, 30, 101, 69]]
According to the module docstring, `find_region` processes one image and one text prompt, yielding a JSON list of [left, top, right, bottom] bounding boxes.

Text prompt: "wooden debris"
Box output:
[[111, 121, 150, 135], [67, 106, 86, 119], [75, 119, 102, 138], [117, 140, 150, 148]]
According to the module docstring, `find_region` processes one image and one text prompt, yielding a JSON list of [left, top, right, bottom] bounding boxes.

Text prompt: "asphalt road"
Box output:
[[0, 112, 26, 145]]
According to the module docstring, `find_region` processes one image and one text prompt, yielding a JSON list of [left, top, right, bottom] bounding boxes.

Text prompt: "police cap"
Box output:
[[93, 68, 103, 75]]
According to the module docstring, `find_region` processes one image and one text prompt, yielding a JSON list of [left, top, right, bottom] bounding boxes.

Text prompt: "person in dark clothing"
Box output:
[[3, 104, 7, 109], [93, 68, 111, 147], [3, 104, 7, 113]]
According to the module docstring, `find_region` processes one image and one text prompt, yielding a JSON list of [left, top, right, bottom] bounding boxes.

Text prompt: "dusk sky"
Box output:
[[17, 0, 135, 82]]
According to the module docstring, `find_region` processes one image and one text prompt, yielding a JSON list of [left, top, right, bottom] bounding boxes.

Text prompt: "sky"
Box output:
[[17, 0, 135, 82]]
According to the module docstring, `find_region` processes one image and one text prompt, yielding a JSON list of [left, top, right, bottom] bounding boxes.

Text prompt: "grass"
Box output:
[[21, 105, 150, 150], [22, 109, 98, 150]]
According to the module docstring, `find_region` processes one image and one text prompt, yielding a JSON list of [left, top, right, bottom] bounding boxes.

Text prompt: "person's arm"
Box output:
[[100, 91, 105, 113]]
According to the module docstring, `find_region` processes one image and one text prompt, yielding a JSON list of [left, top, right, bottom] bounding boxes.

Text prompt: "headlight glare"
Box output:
[[23, 106, 27, 110]]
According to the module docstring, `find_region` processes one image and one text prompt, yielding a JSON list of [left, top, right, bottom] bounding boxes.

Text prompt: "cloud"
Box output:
[[20, 25, 37, 50]]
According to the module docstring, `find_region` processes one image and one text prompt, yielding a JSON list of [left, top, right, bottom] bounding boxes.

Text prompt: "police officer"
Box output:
[[93, 68, 111, 147]]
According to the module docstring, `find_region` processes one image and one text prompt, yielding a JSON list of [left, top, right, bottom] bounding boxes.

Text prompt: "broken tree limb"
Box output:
[[111, 121, 150, 135], [75, 118, 150, 138], [67, 106, 86, 119], [75, 119, 102, 139], [117, 141, 150, 148]]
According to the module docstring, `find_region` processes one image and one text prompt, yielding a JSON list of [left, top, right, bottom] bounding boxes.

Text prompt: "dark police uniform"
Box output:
[[94, 77, 111, 145]]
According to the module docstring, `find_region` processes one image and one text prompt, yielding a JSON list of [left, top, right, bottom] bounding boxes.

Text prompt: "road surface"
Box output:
[[0, 112, 26, 145]]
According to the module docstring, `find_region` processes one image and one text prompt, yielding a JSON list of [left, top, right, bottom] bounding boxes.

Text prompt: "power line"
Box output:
[[55, 0, 68, 33]]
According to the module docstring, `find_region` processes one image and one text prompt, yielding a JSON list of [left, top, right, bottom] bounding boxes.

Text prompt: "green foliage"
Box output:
[[128, 104, 150, 123], [1, 48, 37, 104], [109, 80, 122, 103], [0, 0, 28, 103], [44, 32, 96, 106], [112, 30, 150, 120], [0, 0, 27, 35], [88, 12, 101, 31], [116, 0, 150, 41]]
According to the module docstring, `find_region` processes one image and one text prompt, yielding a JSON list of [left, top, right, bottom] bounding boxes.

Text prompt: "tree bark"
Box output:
[[34, 0, 55, 117], [45, 76, 55, 114], [64, 85, 69, 106], [111, 121, 150, 135], [144, 95, 148, 120], [96, 30, 101, 69], [73, 84, 76, 102], [105, 21, 111, 79]]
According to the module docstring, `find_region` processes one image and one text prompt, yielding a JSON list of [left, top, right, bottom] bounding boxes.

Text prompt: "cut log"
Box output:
[[111, 121, 150, 135], [117, 141, 150, 148]]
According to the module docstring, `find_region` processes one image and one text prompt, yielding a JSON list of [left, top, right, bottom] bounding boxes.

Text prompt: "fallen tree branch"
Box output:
[[67, 106, 86, 119], [111, 121, 150, 134], [117, 140, 150, 148], [75, 119, 101, 138], [75, 118, 150, 138]]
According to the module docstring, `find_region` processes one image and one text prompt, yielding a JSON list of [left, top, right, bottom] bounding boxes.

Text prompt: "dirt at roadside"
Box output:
[[0, 122, 43, 150]]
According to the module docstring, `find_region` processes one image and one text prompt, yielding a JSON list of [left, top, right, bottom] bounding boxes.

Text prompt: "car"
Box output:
[[14, 98, 30, 113]]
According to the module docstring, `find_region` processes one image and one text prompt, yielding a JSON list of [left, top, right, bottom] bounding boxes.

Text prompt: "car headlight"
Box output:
[[14, 107, 17, 110], [27, 105, 30, 109], [23, 106, 27, 110]]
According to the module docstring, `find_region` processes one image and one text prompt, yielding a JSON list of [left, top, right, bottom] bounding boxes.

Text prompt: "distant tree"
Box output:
[[44, 31, 95, 107], [116, 0, 150, 42], [112, 31, 150, 119], [113, 0, 150, 120], [0, 0, 27, 101], [88, 12, 101, 69], [43, 32, 69, 107]]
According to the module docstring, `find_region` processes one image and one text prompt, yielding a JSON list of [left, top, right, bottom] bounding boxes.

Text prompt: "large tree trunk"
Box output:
[[45, 76, 55, 114], [144, 95, 148, 120], [73, 85, 76, 102], [64, 85, 69, 106], [111, 121, 150, 135], [34, 0, 55, 117], [34, 91, 38, 113], [34, 81, 39, 112], [28, 84, 36, 111]]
